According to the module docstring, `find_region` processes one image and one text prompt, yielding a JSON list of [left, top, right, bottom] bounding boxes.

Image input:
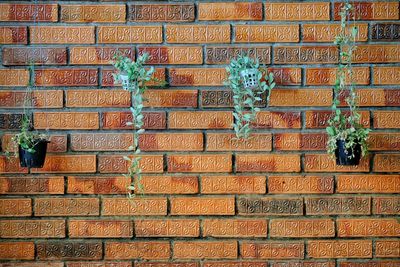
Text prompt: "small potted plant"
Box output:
[[225, 54, 275, 140], [326, 0, 370, 165]]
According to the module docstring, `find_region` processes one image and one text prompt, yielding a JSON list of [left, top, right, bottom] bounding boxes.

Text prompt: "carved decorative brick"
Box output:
[[305, 196, 371, 215], [306, 67, 370, 85], [34, 112, 99, 129], [128, 4, 195, 22], [102, 197, 167, 216], [98, 155, 163, 173], [337, 175, 400, 193], [201, 90, 234, 107], [266, 68, 302, 85], [337, 219, 400, 237], [241, 242, 304, 259], [66, 90, 130, 108], [0, 90, 63, 108], [238, 197, 303, 215], [303, 23, 369, 42], [0, 242, 34, 260], [206, 46, 271, 64], [169, 111, 232, 129], [135, 219, 199, 237], [0, 219, 65, 238], [0, 156, 27, 174], [170, 197, 235, 215], [139, 133, 203, 151], [34, 68, 98, 86], [304, 154, 370, 172], [334, 2, 399, 20], [206, 133, 272, 151], [0, 176, 64, 194], [136, 263, 198, 267], [138, 46, 202, 64], [140, 175, 198, 194], [305, 110, 370, 129], [37, 241, 102, 260], [0, 69, 29, 86], [353, 45, 400, 63], [0, 26, 27, 44], [201, 175, 266, 194], [166, 25, 230, 43], [268, 176, 334, 194], [266, 2, 330, 20], [2, 134, 66, 153], [0, 263, 64, 267], [253, 111, 301, 129], [98, 26, 162, 44], [174, 241, 237, 259], [170, 68, 226, 86], [204, 262, 267, 267], [2, 47, 67, 65], [168, 154, 232, 173], [105, 241, 170, 259], [339, 89, 400, 107], [35, 198, 99, 216], [270, 89, 332, 107], [69, 219, 132, 238], [374, 154, 400, 172], [61, 5, 125, 22], [373, 67, 400, 85], [372, 23, 400, 41], [199, 2, 262, 21], [203, 219, 267, 237], [274, 46, 337, 64], [270, 219, 335, 238], [373, 197, 400, 215], [102, 111, 166, 130], [308, 240, 372, 258], [70, 47, 134, 65], [144, 90, 198, 108], [31, 155, 96, 173], [0, 4, 57, 21], [235, 25, 299, 43], [375, 240, 400, 258], [67, 176, 129, 194], [102, 68, 165, 87], [236, 154, 301, 172], [71, 133, 133, 151], [274, 133, 327, 151], [66, 263, 131, 267], [374, 111, 400, 128], [0, 198, 31, 217], [269, 262, 335, 267], [30, 26, 95, 44]]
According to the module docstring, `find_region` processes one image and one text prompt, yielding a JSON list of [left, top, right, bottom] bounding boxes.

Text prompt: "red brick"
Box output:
[[2, 47, 67, 65], [98, 155, 163, 174], [61, 5, 125, 22], [373, 197, 400, 215], [34, 68, 98, 86], [305, 110, 370, 129], [206, 46, 271, 64], [0, 90, 63, 109], [166, 25, 230, 43], [199, 2, 262, 21], [204, 262, 267, 267], [268, 175, 334, 194], [102, 111, 166, 130], [306, 67, 370, 85], [253, 111, 301, 129], [270, 219, 334, 238], [334, 2, 399, 20], [374, 154, 400, 172], [0, 4, 57, 21], [0, 219, 65, 238], [273, 46, 338, 64], [303, 23, 369, 42], [206, 133, 272, 151], [270, 262, 335, 267], [375, 240, 400, 258], [0, 263, 64, 267], [374, 111, 400, 128], [174, 241, 237, 259], [373, 67, 400, 85], [128, 4, 195, 22], [238, 197, 303, 216], [170, 197, 235, 215], [66, 263, 130, 267], [105, 241, 170, 260], [274, 133, 327, 151], [138, 46, 202, 64], [236, 154, 301, 172], [201, 175, 266, 194], [168, 154, 232, 173], [203, 219, 267, 237], [0, 26, 27, 44], [264, 68, 302, 85], [0, 198, 31, 217], [69, 219, 133, 238], [306, 196, 371, 215], [140, 175, 198, 194], [235, 25, 299, 43], [34, 112, 99, 130], [98, 26, 162, 44], [241, 241, 304, 259], [31, 155, 96, 173], [337, 175, 400, 193], [169, 111, 232, 129], [139, 133, 203, 151], [66, 89, 130, 107], [102, 197, 167, 216], [266, 2, 330, 21], [0, 176, 64, 194], [0, 242, 34, 260], [0, 156, 27, 174], [2, 134, 66, 153], [339, 262, 399, 267], [0, 69, 29, 86], [67, 176, 129, 195], [135, 219, 199, 237], [339, 89, 400, 107], [70, 47, 134, 65], [31, 26, 95, 44], [35, 198, 99, 216], [308, 240, 372, 258], [37, 241, 102, 260], [337, 218, 400, 237], [143, 90, 198, 108]]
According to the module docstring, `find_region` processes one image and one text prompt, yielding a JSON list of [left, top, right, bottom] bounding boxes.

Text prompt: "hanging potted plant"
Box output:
[[326, 0, 370, 165], [225, 54, 275, 140]]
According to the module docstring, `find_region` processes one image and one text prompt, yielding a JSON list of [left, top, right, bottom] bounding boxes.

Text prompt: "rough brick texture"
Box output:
[[0, 0, 399, 265]]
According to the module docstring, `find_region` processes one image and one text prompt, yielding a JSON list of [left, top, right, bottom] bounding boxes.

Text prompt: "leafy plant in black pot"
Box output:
[[326, 0, 370, 165]]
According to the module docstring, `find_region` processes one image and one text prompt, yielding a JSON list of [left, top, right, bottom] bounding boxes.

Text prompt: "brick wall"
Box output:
[[0, 1, 399, 266]]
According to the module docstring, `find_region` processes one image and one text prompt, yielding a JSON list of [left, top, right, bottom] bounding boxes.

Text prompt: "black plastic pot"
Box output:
[[18, 140, 49, 168], [335, 139, 361, 166]]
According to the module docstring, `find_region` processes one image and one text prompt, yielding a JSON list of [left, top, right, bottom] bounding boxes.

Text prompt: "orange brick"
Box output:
[[206, 133, 272, 151], [306, 196, 371, 215], [2, 134, 67, 153], [128, 4, 194, 22], [34, 112, 99, 129], [204, 263, 267, 267], [201, 175, 266, 194], [266, 67, 302, 85], [34, 68, 98, 86], [236, 154, 301, 172], [70, 47, 134, 65], [174, 241, 237, 259], [138, 46, 202, 64], [338, 218, 400, 237], [334, 2, 399, 20], [35, 198, 99, 216], [353, 45, 400, 63], [303, 23, 369, 42], [102, 67, 165, 87], [305, 110, 370, 129], [306, 67, 370, 85], [373, 197, 400, 215], [337, 175, 400, 193], [339, 89, 400, 107], [270, 89, 332, 107], [61, 5, 125, 22], [0, 176, 64, 194], [98, 155, 163, 173], [0, 242, 34, 260], [67, 176, 129, 195], [135, 219, 199, 237], [0, 26, 27, 44], [170, 68, 226, 86], [274, 46, 338, 64], [304, 154, 370, 172], [169, 111, 232, 129], [66, 89, 130, 107], [0, 156, 27, 174], [168, 154, 232, 173], [339, 262, 399, 267], [308, 240, 372, 258], [253, 111, 301, 129], [0, 219, 65, 238], [241, 241, 304, 259], [30, 26, 95, 44], [266, 2, 329, 21], [203, 219, 267, 237], [102, 111, 166, 130], [0, 69, 29, 86], [140, 175, 198, 194], [69, 219, 133, 238], [98, 26, 162, 44], [0, 4, 57, 21], [374, 66, 400, 85], [375, 240, 400, 258], [274, 133, 327, 151], [270, 219, 335, 238], [71, 133, 133, 151], [143, 90, 198, 108], [102, 197, 167, 216], [271, 262, 335, 267], [166, 25, 230, 43], [0, 198, 31, 217], [3, 47, 67, 66], [374, 154, 400, 172], [268, 175, 334, 194], [199, 2, 262, 21], [235, 25, 299, 43], [31, 155, 96, 174], [0, 90, 63, 108], [105, 241, 170, 260], [139, 133, 203, 151], [0, 263, 64, 267], [170, 197, 235, 215], [238, 197, 303, 216], [374, 111, 400, 128]]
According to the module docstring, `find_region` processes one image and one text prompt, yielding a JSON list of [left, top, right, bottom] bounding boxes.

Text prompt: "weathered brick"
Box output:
[[373, 197, 400, 215], [253, 111, 301, 129], [375, 240, 400, 258], [135, 219, 199, 237], [0, 156, 27, 174], [270, 219, 334, 238], [0, 263, 64, 267], [102, 111, 166, 130], [128, 4, 195, 22], [171, 197, 235, 215], [2, 134, 67, 153], [71, 133, 133, 151], [339, 89, 400, 107], [303, 23, 369, 42], [270, 89, 332, 107], [139, 175, 198, 194], [334, 2, 399, 20], [308, 240, 372, 258], [0, 4, 57, 21], [70, 47, 134, 65], [337, 218, 400, 237], [235, 25, 299, 43], [241, 241, 304, 259], [166, 25, 230, 43], [0, 26, 27, 44], [105, 241, 170, 260], [306, 67, 370, 85], [305, 110, 370, 129], [35, 198, 99, 216], [67, 176, 129, 194], [0, 69, 29, 86], [374, 154, 400, 172], [274, 133, 327, 151], [98, 155, 163, 174], [306, 196, 371, 215], [102, 197, 167, 216], [271, 262, 335, 267], [236, 154, 301, 172], [339, 262, 399, 267], [34, 112, 99, 130], [238, 197, 303, 216], [2, 47, 67, 65], [374, 111, 400, 128], [174, 241, 237, 259], [101, 68, 165, 87], [304, 154, 370, 172], [274, 46, 337, 64], [337, 175, 400, 193], [266, 2, 329, 21], [138, 46, 202, 64], [0, 219, 65, 238], [0, 176, 64, 194], [69, 219, 132, 238], [201, 90, 235, 107], [374, 66, 400, 85], [66, 263, 131, 267], [203, 219, 267, 237], [0, 113, 28, 130], [66, 89, 130, 108], [0, 242, 34, 260], [352, 45, 400, 63], [136, 263, 197, 267], [199, 2, 262, 21], [372, 23, 400, 41], [204, 262, 267, 267], [0, 198, 31, 217], [170, 68, 226, 86], [34, 68, 98, 86], [143, 90, 198, 108], [0, 90, 63, 108], [31, 155, 96, 173], [61, 5, 125, 22], [30, 26, 95, 44], [268, 175, 334, 194], [168, 154, 232, 173], [37, 241, 102, 260], [264, 68, 302, 85], [169, 111, 232, 129], [201, 175, 266, 194], [206, 46, 271, 64], [139, 133, 203, 151], [206, 133, 272, 151], [98, 26, 162, 44]]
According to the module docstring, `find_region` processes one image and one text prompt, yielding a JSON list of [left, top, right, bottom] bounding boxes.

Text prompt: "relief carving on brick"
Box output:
[[129, 4, 195, 22], [98, 155, 163, 173], [206, 46, 270, 64], [70, 47, 134, 65], [37, 242, 102, 260], [30, 26, 94, 44], [265, 3, 329, 21], [2, 47, 66, 65], [241, 242, 304, 259], [238, 197, 303, 215]]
